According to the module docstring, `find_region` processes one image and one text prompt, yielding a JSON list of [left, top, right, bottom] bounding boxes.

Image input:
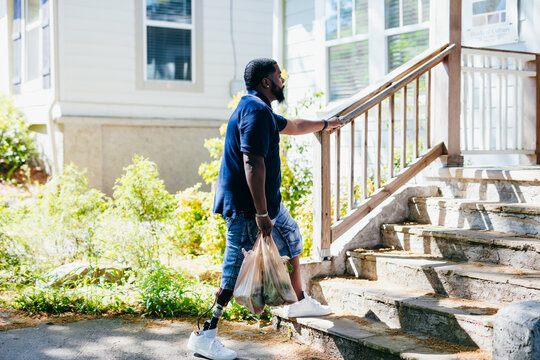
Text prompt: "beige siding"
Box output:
[[57, 0, 273, 120]]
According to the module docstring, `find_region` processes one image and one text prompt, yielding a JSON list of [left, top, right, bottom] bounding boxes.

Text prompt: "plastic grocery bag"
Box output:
[[261, 235, 298, 306], [232, 237, 265, 315]]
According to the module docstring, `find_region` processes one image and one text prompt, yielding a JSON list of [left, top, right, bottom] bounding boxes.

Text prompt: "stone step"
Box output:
[[271, 309, 491, 360], [408, 197, 540, 237], [309, 277, 499, 351], [381, 223, 540, 270], [346, 250, 540, 305], [424, 166, 540, 203]]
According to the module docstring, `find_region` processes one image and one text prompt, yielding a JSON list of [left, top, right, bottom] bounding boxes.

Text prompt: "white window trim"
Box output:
[[21, 0, 43, 92], [135, 0, 204, 92], [324, 0, 371, 106]]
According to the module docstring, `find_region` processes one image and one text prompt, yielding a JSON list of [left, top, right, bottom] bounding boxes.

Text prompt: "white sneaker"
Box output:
[[282, 294, 332, 318], [187, 328, 237, 360]]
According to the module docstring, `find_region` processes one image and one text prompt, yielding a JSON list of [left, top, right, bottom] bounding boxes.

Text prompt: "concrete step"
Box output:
[[309, 277, 499, 350], [424, 166, 540, 203], [271, 309, 491, 360], [408, 197, 540, 237], [381, 223, 540, 270], [346, 250, 540, 305]]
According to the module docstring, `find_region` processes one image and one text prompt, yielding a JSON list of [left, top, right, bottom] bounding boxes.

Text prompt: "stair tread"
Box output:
[[314, 277, 501, 321], [427, 166, 540, 182], [272, 309, 490, 359], [382, 223, 540, 250], [347, 249, 540, 289], [410, 197, 540, 215]]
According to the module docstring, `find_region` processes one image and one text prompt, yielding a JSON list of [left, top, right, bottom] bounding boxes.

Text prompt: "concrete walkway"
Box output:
[[0, 318, 331, 360]]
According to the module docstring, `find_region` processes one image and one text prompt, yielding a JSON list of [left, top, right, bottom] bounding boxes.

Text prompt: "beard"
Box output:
[[270, 80, 285, 103]]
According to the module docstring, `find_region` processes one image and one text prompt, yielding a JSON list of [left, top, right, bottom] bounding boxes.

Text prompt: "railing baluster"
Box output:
[[376, 103, 381, 189], [484, 56, 486, 150], [518, 59, 524, 149], [503, 57, 508, 149], [471, 60, 476, 150], [362, 111, 368, 199], [497, 58, 503, 150], [427, 70, 431, 149], [389, 95, 395, 179], [349, 119, 355, 210], [402, 85, 407, 170], [487, 56, 492, 150], [514, 57, 519, 149], [414, 77, 419, 158], [334, 129, 341, 222], [462, 59, 469, 151]]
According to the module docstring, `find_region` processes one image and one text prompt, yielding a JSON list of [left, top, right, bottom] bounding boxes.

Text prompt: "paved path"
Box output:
[[0, 318, 327, 360]]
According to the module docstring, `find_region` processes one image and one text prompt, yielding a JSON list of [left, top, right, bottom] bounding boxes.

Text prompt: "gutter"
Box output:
[[46, 0, 61, 174]]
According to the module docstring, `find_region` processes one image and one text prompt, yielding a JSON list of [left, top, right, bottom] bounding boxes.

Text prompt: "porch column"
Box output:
[[429, 0, 463, 166]]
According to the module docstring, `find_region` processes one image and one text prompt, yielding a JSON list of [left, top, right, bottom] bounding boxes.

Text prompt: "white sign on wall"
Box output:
[[462, 0, 519, 47]]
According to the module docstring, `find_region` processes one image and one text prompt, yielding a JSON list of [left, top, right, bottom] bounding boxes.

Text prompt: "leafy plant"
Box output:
[[113, 154, 175, 223], [0, 95, 36, 179]]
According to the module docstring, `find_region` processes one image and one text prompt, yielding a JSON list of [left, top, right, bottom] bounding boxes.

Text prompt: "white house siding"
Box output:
[[283, 0, 321, 116], [0, 1, 10, 94], [52, 0, 274, 194]]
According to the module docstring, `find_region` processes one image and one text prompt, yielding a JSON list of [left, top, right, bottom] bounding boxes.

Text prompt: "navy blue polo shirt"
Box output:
[[213, 90, 288, 220]]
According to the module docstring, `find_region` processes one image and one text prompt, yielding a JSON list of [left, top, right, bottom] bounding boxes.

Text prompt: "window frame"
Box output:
[[21, 0, 43, 91], [324, 0, 370, 103], [135, 0, 203, 92], [384, 0, 430, 73]]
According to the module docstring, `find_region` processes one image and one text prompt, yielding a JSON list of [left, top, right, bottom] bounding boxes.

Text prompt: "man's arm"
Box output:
[[280, 116, 343, 135], [243, 153, 272, 236]]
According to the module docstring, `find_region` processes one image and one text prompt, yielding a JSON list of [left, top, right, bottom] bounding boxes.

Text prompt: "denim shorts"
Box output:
[[220, 203, 303, 291]]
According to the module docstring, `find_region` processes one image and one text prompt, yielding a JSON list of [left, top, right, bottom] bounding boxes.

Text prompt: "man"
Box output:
[[188, 58, 343, 360]]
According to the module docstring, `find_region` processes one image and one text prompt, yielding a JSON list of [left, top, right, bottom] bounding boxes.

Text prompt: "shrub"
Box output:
[[138, 262, 208, 317], [113, 154, 175, 223], [0, 95, 36, 178], [169, 184, 226, 257]]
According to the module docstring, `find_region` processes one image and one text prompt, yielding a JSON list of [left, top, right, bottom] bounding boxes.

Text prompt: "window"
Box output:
[[24, 0, 41, 82], [329, 40, 369, 101], [144, 0, 193, 82], [325, 0, 368, 41], [384, 0, 429, 72], [325, 0, 369, 101]]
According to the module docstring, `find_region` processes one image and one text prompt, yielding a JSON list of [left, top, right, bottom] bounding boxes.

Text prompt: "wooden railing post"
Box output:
[[537, 55, 540, 164], [522, 55, 538, 164], [430, 0, 463, 166], [313, 130, 331, 260]]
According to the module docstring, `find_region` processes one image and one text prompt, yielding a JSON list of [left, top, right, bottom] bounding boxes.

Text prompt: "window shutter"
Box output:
[[41, 0, 51, 88], [12, 0, 22, 93]]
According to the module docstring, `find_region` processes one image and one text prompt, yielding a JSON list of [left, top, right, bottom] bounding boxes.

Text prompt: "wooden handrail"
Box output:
[[313, 43, 455, 257], [325, 43, 454, 124]]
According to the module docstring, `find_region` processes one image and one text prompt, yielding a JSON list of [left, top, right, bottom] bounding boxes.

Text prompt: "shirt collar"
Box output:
[[247, 90, 272, 107]]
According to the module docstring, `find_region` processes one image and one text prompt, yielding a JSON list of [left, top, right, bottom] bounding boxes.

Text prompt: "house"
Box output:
[[270, 1, 540, 358], [0, 0, 274, 194]]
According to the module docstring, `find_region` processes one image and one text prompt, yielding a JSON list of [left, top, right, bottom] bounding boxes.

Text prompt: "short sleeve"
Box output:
[[239, 109, 272, 157], [275, 114, 288, 132]]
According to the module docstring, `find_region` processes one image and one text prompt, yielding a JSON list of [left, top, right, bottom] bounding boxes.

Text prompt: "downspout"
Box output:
[[47, 0, 60, 174]]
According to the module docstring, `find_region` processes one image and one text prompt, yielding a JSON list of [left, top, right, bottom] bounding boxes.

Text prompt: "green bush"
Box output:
[[113, 154, 175, 222], [138, 262, 205, 317], [169, 183, 226, 257], [0, 95, 36, 178]]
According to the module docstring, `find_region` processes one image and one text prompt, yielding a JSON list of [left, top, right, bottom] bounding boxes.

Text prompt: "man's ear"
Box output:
[[261, 77, 270, 89]]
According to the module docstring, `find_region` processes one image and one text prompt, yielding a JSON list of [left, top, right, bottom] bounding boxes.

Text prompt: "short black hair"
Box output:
[[244, 58, 277, 90]]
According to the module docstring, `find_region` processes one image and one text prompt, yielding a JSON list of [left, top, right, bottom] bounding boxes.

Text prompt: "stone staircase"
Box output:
[[272, 167, 540, 359]]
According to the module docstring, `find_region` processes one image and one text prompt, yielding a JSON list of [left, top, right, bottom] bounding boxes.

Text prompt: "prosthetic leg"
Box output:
[[188, 289, 236, 360]]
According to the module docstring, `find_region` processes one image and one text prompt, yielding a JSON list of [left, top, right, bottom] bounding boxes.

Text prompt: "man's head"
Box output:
[[244, 58, 285, 103]]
